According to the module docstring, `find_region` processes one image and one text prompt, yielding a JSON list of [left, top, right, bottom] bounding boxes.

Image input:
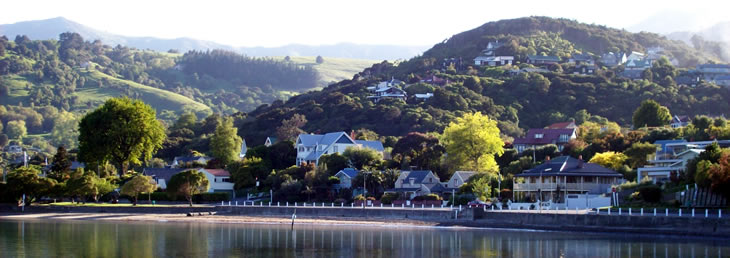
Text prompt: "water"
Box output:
[[0, 219, 728, 257]]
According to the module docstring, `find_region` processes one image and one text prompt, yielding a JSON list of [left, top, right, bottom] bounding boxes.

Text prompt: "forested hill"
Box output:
[[238, 17, 730, 145]]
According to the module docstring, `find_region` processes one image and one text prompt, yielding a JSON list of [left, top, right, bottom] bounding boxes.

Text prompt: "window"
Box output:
[[222, 178, 231, 182], [559, 134, 569, 142], [534, 134, 544, 139], [333, 146, 338, 152]]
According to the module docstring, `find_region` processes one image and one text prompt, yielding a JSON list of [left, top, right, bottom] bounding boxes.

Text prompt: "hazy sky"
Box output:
[[2, 0, 728, 47]]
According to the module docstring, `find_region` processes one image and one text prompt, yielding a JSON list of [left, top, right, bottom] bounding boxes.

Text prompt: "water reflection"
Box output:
[[0, 219, 728, 257]]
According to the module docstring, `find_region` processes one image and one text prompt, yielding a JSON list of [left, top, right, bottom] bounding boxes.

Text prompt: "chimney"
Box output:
[[350, 130, 356, 140], [545, 156, 551, 162]]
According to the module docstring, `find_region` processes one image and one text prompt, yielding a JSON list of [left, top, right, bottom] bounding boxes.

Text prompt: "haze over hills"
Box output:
[[0, 17, 428, 60]]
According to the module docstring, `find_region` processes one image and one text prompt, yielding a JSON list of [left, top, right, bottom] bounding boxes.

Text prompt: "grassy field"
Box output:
[[273, 56, 378, 88], [75, 70, 212, 115]]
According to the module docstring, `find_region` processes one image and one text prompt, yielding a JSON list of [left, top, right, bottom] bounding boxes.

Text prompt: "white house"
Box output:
[[670, 115, 691, 129], [295, 132, 384, 166], [627, 51, 646, 61], [446, 171, 477, 190], [264, 137, 277, 147], [199, 168, 235, 194], [637, 140, 730, 182], [334, 168, 359, 189], [367, 87, 407, 102], [239, 139, 247, 159], [172, 156, 211, 168], [474, 56, 514, 66]]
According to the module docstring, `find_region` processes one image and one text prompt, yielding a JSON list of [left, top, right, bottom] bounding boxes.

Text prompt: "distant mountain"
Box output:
[[666, 21, 730, 62], [627, 10, 707, 34], [0, 17, 427, 60]]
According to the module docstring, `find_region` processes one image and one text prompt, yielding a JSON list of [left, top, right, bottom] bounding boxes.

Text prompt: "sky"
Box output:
[[2, 0, 728, 47]]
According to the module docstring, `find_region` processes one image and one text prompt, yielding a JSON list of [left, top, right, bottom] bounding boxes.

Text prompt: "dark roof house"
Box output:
[[515, 156, 622, 178]]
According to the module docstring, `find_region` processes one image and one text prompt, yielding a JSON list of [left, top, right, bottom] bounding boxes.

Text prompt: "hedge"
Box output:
[[124, 192, 231, 202]]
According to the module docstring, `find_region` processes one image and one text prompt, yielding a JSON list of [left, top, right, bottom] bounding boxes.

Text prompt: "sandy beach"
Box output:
[[0, 212, 444, 228]]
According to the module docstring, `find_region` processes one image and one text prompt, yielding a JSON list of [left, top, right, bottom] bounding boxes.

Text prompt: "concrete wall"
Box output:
[[216, 206, 459, 221], [473, 210, 730, 238]]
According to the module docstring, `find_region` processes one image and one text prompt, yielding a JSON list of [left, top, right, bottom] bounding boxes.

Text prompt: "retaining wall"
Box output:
[[216, 206, 463, 221]]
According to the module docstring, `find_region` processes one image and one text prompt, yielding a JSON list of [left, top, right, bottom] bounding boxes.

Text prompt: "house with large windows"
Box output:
[[295, 132, 384, 166], [636, 140, 730, 182], [512, 127, 577, 153], [389, 170, 446, 199]]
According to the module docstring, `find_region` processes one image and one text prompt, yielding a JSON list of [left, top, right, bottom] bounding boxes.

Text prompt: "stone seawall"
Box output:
[[471, 210, 730, 238], [216, 206, 462, 221]]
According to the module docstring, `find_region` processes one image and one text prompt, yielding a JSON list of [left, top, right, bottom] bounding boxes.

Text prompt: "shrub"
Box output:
[[334, 198, 346, 204], [354, 194, 366, 201], [448, 194, 473, 206], [193, 192, 231, 202], [638, 185, 662, 203], [380, 192, 399, 204], [413, 194, 442, 201]]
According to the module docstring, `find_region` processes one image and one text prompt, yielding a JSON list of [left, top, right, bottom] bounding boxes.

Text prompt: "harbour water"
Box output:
[[0, 219, 728, 257]]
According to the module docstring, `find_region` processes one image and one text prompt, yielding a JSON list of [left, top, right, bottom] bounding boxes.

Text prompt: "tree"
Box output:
[[632, 100, 671, 128], [49, 146, 72, 181], [623, 142, 657, 169], [78, 98, 166, 175], [6, 166, 56, 205], [315, 55, 324, 64], [391, 132, 445, 176], [167, 169, 210, 206], [441, 112, 504, 173], [343, 147, 382, 169], [50, 111, 79, 150], [275, 114, 307, 142], [6, 120, 27, 140], [589, 152, 628, 170], [173, 111, 198, 131], [120, 175, 157, 205], [210, 117, 243, 166], [67, 169, 117, 203], [707, 153, 730, 200]]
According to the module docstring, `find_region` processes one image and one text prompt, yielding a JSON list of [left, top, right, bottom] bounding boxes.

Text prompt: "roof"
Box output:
[[297, 132, 361, 161], [546, 121, 576, 129], [626, 59, 652, 68], [515, 156, 622, 178], [402, 170, 437, 184], [698, 63, 730, 70], [424, 183, 447, 193], [513, 128, 575, 145], [355, 140, 384, 152], [174, 156, 209, 163], [453, 171, 476, 181], [336, 168, 359, 178], [570, 53, 592, 61], [715, 75, 730, 81], [527, 55, 561, 62], [202, 168, 230, 177], [143, 168, 186, 182], [672, 115, 691, 123]]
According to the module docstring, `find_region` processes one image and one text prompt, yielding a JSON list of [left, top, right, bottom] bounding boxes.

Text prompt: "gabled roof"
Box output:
[[143, 167, 186, 183], [202, 168, 231, 177], [452, 171, 477, 182], [672, 115, 691, 123], [335, 168, 359, 178], [515, 156, 622, 178], [527, 55, 561, 62], [355, 140, 384, 152], [513, 128, 575, 145], [173, 156, 209, 163], [546, 121, 576, 129], [297, 132, 358, 161], [402, 170, 438, 184]]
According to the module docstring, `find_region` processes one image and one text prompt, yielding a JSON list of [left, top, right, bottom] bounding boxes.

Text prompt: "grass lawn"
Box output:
[[44, 202, 213, 208], [272, 56, 378, 88]]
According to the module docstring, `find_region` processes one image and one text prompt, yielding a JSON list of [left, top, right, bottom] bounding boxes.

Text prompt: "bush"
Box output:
[[334, 198, 346, 204], [193, 192, 231, 202], [638, 185, 662, 203], [413, 194, 442, 201], [448, 194, 473, 206], [380, 192, 399, 204], [122, 191, 231, 202], [354, 194, 365, 201]]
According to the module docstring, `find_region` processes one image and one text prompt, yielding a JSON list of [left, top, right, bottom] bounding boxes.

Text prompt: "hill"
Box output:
[[667, 22, 730, 61], [238, 17, 730, 145], [276, 56, 378, 87], [0, 17, 427, 60]]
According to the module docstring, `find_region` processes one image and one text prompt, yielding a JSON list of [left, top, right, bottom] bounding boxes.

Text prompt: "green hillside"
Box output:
[[276, 56, 378, 87]]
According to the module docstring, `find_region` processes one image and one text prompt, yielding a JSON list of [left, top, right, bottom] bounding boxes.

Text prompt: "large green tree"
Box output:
[[343, 147, 382, 170], [49, 146, 72, 181], [50, 111, 79, 150], [632, 100, 671, 128], [120, 175, 157, 205], [6, 166, 56, 205], [167, 169, 210, 206], [441, 112, 504, 173], [78, 98, 165, 175], [210, 117, 243, 166], [6, 120, 27, 140]]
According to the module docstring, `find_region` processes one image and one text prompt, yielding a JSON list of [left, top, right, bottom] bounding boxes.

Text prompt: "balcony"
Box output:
[[513, 182, 613, 194]]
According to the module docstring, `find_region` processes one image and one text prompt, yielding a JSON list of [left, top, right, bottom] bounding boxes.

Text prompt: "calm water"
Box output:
[[0, 219, 728, 257]]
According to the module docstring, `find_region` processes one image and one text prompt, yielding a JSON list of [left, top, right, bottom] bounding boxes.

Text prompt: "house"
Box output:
[[697, 64, 730, 81], [474, 56, 514, 66], [509, 67, 551, 76], [367, 77, 404, 92], [624, 59, 652, 71], [5, 145, 23, 154], [600, 52, 627, 67], [446, 171, 477, 190], [367, 86, 407, 103], [239, 139, 247, 159], [568, 53, 595, 66], [295, 132, 384, 166], [143, 167, 234, 194], [333, 168, 359, 189], [480, 41, 504, 56], [637, 140, 730, 182], [512, 128, 577, 153], [420, 75, 448, 86], [714, 75, 730, 87], [390, 170, 446, 199], [172, 156, 211, 168], [264, 137, 277, 147], [546, 121, 577, 129], [513, 156, 623, 206], [620, 70, 644, 80], [627, 51, 646, 61], [414, 93, 434, 101], [526, 55, 561, 65], [575, 64, 597, 75], [670, 115, 691, 129], [675, 75, 700, 87], [199, 168, 234, 195]]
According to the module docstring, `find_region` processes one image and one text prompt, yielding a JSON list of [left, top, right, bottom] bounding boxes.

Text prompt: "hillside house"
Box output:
[[368, 86, 407, 103], [420, 75, 448, 86], [527, 55, 561, 65], [172, 156, 211, 168], [627, 51, 646, 61], [389, 170, 446, 199], [295, 132, 384, 166], [575, 64, 597, 75], [624, 59, 652, 71], [670, 115, 691, 128], [367, 77, 404, 92], [414, 93, 434, 101], [546, 121, 577, 129], [568, 53, 595, 66], [637, 140, 730, 183], [474, 56, 514, 66], [697, 64, 730, 81], [264, 137, 277, 147], [513, 128, 577, 153], [600, 52, 627, 67], [513, 156, 623, 206], [714, 75, 730, 87], [239, 139, 247, 159], [446, 171, 477, 190]]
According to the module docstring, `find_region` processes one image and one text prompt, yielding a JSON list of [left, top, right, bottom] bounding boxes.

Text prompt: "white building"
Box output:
[[295, 132, 384, 166]]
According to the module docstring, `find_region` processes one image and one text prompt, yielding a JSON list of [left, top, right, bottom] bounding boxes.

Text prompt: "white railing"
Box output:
[[514, 183, 613, 193]]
